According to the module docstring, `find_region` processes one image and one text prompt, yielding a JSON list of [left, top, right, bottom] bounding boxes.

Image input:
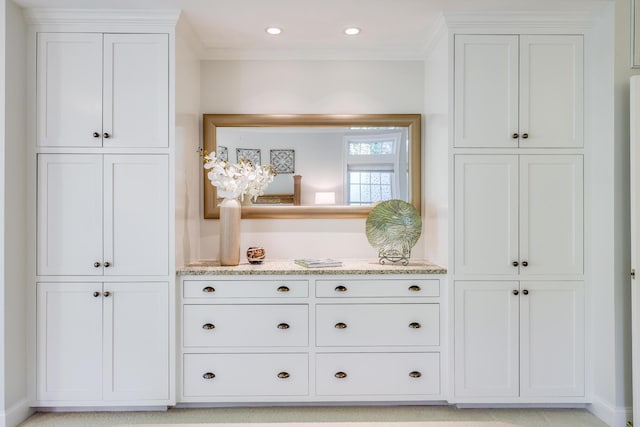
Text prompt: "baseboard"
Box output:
[[0, 397, 33, 427], [588, 396, 632, 427]]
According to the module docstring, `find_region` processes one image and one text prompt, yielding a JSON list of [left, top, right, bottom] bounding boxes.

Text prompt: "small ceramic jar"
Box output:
[[246, 246, 266, 264]]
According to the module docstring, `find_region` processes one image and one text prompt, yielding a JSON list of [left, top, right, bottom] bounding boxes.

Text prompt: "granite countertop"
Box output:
[[177, 259, 447, 276]]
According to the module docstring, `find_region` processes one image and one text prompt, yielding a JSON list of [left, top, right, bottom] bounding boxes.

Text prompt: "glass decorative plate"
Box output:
[[365, 199, 422, 265]]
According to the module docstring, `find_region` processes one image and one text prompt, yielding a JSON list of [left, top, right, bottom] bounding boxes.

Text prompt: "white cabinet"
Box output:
[[37, 32, 168, 148], [454, 154, 583, 277], [37, 282, 170, 404], [454, 281, 584, 398], [454, 34, 583, 148], [37, 154, 169, 276]]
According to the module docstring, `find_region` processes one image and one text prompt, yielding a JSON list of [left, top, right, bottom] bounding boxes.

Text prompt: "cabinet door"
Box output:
[[454, 155, 519, 275], [454, 281, 519, 397], [37, 154, 103, 276], [36, 283, 103, 402], [454, 35, 519, 148], [520, 281, 585, 397], [519, 35, 583, 148], [103, 155, 169, 276], [36, 33, 103, 148], [103, 282, 169, 401], [519, 155, 583, 276], [103, 34, 169, 148]]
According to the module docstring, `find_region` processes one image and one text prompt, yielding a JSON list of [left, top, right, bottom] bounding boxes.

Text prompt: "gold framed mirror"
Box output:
[[202, 114, 421, 219]]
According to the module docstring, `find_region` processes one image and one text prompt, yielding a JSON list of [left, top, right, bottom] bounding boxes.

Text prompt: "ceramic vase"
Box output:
[[219, 198, 241, 266]]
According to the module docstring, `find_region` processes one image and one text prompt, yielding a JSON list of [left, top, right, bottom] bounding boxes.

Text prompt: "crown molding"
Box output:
[[176, 13, 205, 58], [24, 8, 180, 27], [444, 10, 598, 32], [421, 14, 448, 59], [200, 47, 427, 61]]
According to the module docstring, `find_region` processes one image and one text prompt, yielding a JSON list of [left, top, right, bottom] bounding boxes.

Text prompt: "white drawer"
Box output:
[[183, 353, 309, 397], [183, 304, 309, 347], [316, 304, 439, 347], [183, 280, 308, 298], [316, 352, 440, 396], [316, 279, 439, 298]]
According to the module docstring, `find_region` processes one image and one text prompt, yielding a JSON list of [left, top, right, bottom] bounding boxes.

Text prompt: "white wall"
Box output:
[[175, 18, 202, 267], [1, 1, 29, 426], [198, 60, 425, 261]]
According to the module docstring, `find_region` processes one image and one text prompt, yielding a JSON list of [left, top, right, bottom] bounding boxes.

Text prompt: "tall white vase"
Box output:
[[219, 198, 241, 266]]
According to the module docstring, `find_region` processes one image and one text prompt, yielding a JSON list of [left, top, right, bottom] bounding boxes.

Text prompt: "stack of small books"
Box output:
[[294, 258, 343, 268]]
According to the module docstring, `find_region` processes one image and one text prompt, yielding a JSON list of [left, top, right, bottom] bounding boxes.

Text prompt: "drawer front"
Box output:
[[184, 280, 308, 298], [316, 304, 439, 347], [183, 353, 309, 397], [184, 305, 309, 347], [316, 279, 439, 298], [316, 352, 440, 396]]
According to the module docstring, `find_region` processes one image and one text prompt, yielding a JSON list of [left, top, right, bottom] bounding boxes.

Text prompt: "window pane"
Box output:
[[351, 172, 361, 184], [350, 185, 360, 202]]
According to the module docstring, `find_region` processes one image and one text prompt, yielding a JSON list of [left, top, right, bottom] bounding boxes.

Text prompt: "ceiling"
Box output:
[[13, 0, 608, 59]]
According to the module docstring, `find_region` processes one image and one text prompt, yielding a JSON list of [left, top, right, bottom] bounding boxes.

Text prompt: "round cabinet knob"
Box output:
[[512, 289, 519, 295], [512, 133, 519, 139], [522, 289, 529, 295], [512, 261, 519, 267], [522, 133, 529, 139], [409, 322, 421, 329], [277, 372, 290, 379], [334, 285, 348, 292], [202, 372, 215, 380], [522, 261, 529, 267], [103, 132, 110, 139], [277, 323, 290, 330], [334, 371, 347, 379], [277, 286, 290, 293], [94, 262, 101, 268], [103, 291, 111, 297], [93, 291, 100, 298], [92, 132, 100, 138], [202, 286, 215, 293], [409, 371, 422, 378], [202, 323, 215, 330], [334, 322, 347, 329], [103, 261, 111, 268]]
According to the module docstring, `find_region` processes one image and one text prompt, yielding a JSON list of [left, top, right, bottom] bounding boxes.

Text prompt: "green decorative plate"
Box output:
[[366, 199, 422, 265]]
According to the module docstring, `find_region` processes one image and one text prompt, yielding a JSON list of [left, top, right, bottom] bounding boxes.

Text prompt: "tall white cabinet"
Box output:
[[30, 15, 175, 408], [451, 33, 585, 402]]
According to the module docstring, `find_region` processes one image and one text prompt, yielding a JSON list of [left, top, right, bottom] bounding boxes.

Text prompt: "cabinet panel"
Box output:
[[104, 155, 169, 276], [37, 155, 103, 276], [519, 35, 583, 148], [316, 352, 439, 396], [316, 304, 439, 347], [183, 353, 309, 397], [36, 283, 103, 401], [519, 156, 583, 276], [454, 281, 519, 397], [454, 155, 519, 275], [183, 305, 309, 348], [454, 35, 519, 148], [102, 34, 169, 148], [103, 282, 169, 401], [520, 281, 584, 397], [36, 33, 102, 148]]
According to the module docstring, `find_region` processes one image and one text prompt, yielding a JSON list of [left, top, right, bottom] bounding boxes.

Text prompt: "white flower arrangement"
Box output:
[[203, 152, 276, 201]]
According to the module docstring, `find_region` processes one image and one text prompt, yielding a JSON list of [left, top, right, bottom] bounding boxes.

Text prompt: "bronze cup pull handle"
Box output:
[[277, 285, 290, 293], [409, 371, 422, 378], [408, 285, 421, 292], [334, 371, 347, 379], [202, 372, 215, 380], [277, 323, 290, 330], [334, 285, 348, 292], [277, 372, 290, 379], [203, 286, 215, 293], [334, 322, 347, 329], [202, 323, 215, 330], [409, 322, 421, 329]]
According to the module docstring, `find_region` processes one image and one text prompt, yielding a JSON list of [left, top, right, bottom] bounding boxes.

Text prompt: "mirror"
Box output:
[[202, 114, 421, 219]]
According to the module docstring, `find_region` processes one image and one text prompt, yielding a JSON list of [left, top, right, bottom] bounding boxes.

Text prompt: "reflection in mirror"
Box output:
[[202, 114, 421, 219]]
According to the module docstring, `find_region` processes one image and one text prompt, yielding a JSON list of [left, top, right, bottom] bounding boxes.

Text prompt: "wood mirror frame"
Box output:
[[202, 114, 422, 219]]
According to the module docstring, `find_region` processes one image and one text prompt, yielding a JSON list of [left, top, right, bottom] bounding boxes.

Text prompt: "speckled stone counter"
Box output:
[[177, 259, 447, 275]]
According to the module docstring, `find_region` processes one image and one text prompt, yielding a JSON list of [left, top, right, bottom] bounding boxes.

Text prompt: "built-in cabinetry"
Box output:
[[451, 33, 585, 402], [178, 262, 446, 403], [31, 21, 174, 407]]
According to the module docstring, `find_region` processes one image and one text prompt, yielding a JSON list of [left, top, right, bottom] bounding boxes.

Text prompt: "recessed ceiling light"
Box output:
[[344, 27, 361, 36], [265, 27, 283, 35]]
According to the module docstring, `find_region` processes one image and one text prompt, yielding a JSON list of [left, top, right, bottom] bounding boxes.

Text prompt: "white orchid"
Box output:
[[203, 152, 275, 201]]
